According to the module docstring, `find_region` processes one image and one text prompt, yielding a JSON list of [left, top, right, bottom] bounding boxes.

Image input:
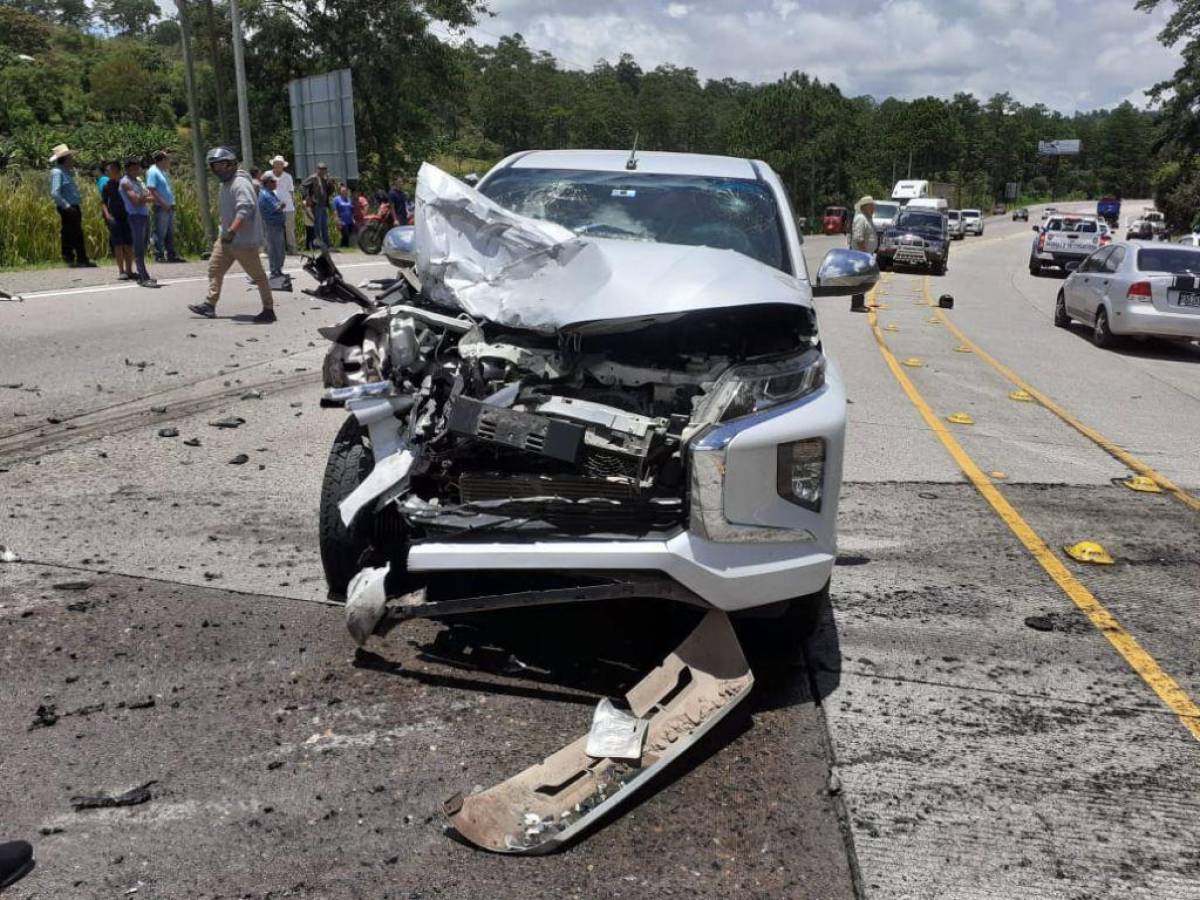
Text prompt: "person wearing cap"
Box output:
[[258, 171, 286, 280], [849, 195, 877, 312], [48, 144, 96, 268], [188, 146, 275, 324], [268, 155, 298, 254], [146, 150, 185, 263], [302, 162, 334, 249], [100, 160, 134, 281], [119, 156, 158, 288]]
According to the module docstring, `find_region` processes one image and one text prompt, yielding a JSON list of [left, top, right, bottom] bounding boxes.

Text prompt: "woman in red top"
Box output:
[[353, 190, 369, 233]]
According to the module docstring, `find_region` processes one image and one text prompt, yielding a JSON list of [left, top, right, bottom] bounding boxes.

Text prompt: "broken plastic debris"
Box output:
[[209, 416, 246, 429], [585, 698, 648, 761], [444, 610, 753, 854], [901, 357, 924, 368], [0, 544, 17, 563], [70, 781, 156, 811], [946, 413, 974, 425], [1117, 475, 1162, 494], [345, 565, 391, 645], [1063, 541, 1114, 565]]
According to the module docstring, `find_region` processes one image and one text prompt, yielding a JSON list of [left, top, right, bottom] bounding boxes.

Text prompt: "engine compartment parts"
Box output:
[[442, 610, 754, 854]]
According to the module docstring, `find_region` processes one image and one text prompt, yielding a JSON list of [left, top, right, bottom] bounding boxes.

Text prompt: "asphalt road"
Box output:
[[2, 208, 1199, 899]]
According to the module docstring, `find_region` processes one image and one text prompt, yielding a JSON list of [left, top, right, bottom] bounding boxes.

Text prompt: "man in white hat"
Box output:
[[269, 155, 297, 254], [849, 195, 877, 312], [48, 144, 96, 268]]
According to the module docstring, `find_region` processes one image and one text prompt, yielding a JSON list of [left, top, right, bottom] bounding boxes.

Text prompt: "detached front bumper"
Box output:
[[404, 364, 847, 612]]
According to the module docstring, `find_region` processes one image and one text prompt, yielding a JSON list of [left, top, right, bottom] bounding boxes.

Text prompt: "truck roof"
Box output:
[[506, 149, 760, 179]]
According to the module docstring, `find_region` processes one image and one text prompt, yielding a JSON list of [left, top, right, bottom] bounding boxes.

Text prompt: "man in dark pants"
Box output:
[[48, 143, 96, 268], [302, 162, 334, 249]]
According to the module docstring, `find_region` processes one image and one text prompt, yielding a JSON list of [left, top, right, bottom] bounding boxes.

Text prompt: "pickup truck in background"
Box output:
[[1097, 197, 1121, 227], [1029, 213, 1108, 276]]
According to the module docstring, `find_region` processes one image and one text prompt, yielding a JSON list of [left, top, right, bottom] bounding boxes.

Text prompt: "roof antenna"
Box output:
[[625, 133, 639, 171]]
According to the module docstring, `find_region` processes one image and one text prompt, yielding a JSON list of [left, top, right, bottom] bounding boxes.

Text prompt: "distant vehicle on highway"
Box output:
[[1174, 234, 1200, 247], [947, 209, 965, 240], [1041, 206, 1058, 220], [1055, 242, 1200, 348], [992, 203, 1007, 215], [1097, 196, 1121, 227], [1030, 213, 1104, 276], [1012, 208, 1029, 221], [871, 200, 900, 236], [877, 207, 950, 275], [823, 205, 851, 235], [891, 179, 929, 204], [961, 208, 984, 235]]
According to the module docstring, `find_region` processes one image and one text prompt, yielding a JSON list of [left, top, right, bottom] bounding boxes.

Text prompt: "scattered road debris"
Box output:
[[52, 581, 93, 591], [29, 703, 59, 730], [228, 454, 250, 465], [946, 413, 975, 425], [1117, 475, 1162, 494], [1064, 541, 1115, 565], [209, 417, 246, 429], [0, 544, 17, 563], [157, 427, 179, 438], [70, 781, 157, 811]]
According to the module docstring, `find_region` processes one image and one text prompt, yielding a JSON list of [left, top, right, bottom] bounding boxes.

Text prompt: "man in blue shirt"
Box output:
[[146, 150, 185, 263], [259, 171, 286, 279], [48, 143, 96, 268]]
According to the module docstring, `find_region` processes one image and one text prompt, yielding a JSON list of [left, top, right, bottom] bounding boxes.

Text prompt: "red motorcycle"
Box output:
[[356, 200, 401, 255]]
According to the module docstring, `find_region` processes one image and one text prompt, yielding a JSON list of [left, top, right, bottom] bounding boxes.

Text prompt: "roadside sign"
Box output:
[[1005, 182, 1019, 200], [288, 68, 359, 181], [1038, 140, 1081, 156]]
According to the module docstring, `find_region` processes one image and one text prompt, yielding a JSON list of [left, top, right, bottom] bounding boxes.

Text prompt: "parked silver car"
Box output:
[[1055, 241, 1200, 347]]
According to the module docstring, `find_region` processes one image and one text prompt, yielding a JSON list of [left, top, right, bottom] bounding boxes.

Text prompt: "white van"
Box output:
[[892, 180, 929, 204], [906, 197, 948, 212]]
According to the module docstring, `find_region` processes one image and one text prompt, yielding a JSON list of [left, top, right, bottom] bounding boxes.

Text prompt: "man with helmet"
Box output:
[[187, 147, 276, 324]]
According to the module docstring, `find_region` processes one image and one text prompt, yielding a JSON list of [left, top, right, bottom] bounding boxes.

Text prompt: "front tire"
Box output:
[[1054, 291, 1071, 328], [1092, 306, 1118, 349], [1029, 257, 1042, 277], [357, 223, 386, 255], [319, 415, 375, 599]]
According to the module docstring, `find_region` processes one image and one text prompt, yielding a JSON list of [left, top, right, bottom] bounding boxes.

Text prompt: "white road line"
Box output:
[[13, 259, 393, 300]]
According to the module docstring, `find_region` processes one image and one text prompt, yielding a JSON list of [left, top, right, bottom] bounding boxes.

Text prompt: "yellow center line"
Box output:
[[922, 277, 1200, 514], [865, 282, 1200, 741]]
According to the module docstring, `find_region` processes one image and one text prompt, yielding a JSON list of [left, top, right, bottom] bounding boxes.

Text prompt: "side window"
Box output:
[[1082, 247, 1113, 273], [1104, 247, 1125, 273], [1047, 219, 1063, 232]]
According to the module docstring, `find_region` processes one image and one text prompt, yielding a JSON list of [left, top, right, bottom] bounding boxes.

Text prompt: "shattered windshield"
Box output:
[[480, 168, 790, 273]]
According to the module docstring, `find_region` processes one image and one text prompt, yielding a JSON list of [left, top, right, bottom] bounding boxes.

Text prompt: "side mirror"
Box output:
[[812, 248, 879, 297], [382, 225, 416, 267]]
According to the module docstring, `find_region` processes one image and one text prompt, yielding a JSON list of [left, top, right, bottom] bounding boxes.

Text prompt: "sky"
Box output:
[[439, 0, 1182, 113]]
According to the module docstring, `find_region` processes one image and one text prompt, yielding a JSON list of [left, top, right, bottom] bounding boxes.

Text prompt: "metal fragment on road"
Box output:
[[585, 698, 648, 761], [444, 610, 754, 854], [70, 781, 156, 811], [1063, 541, 1115, 565]]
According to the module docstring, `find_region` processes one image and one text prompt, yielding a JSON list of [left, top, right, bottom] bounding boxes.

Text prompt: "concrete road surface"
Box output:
[[2, 210, 1199, 899]]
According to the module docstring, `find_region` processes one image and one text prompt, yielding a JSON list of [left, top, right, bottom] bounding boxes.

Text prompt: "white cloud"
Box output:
[[462, 0, 1181, 111]]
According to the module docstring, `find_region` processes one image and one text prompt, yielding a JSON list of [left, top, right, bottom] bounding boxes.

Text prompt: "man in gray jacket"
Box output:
[[188, 147, 276, 323]]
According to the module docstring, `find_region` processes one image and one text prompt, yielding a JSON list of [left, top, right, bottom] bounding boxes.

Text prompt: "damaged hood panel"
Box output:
[[414, 162, 813, 335]]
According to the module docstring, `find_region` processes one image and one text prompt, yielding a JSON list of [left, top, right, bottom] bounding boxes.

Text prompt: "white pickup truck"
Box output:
[[1029, 213, 1107, 276]]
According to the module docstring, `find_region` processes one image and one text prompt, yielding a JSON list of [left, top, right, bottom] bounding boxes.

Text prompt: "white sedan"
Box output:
[[1055, 241, 1200, 347]]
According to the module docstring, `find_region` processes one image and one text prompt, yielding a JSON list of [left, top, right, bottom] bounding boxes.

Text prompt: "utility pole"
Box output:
[[228, 0, 254, 167], [907, 147, 913, 179], [177, 0, 214, 243]]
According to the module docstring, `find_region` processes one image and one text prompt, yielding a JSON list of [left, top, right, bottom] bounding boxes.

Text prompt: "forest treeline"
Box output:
[[1, 0, 1194, 263]]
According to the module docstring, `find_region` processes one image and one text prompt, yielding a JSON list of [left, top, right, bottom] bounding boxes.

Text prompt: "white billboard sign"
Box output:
[[1038, 140, 1081, 156], [288, 68, 359, 181]]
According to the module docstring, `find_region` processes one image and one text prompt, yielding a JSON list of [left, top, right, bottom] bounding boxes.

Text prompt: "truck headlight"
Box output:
[[777, 438, 825, 511], [696, 350, 825, 425]]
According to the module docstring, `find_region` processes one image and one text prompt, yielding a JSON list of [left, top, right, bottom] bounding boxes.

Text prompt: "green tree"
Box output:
[[93, 0, 161, 36]]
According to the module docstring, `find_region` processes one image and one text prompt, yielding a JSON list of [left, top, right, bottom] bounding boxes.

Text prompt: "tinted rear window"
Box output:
[[1137, 247, 1200, 274], [897, 212, 944, 230]]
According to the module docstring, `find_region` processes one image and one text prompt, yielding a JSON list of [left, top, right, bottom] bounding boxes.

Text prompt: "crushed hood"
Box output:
[[414, 162, 812, 336]]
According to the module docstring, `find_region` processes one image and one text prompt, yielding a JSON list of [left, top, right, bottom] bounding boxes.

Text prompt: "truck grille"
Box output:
[[459, 472, 636, 503]]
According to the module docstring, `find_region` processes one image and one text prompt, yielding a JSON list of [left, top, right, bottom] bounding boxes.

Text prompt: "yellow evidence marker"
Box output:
[[1063, 541, 1115, 565]]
